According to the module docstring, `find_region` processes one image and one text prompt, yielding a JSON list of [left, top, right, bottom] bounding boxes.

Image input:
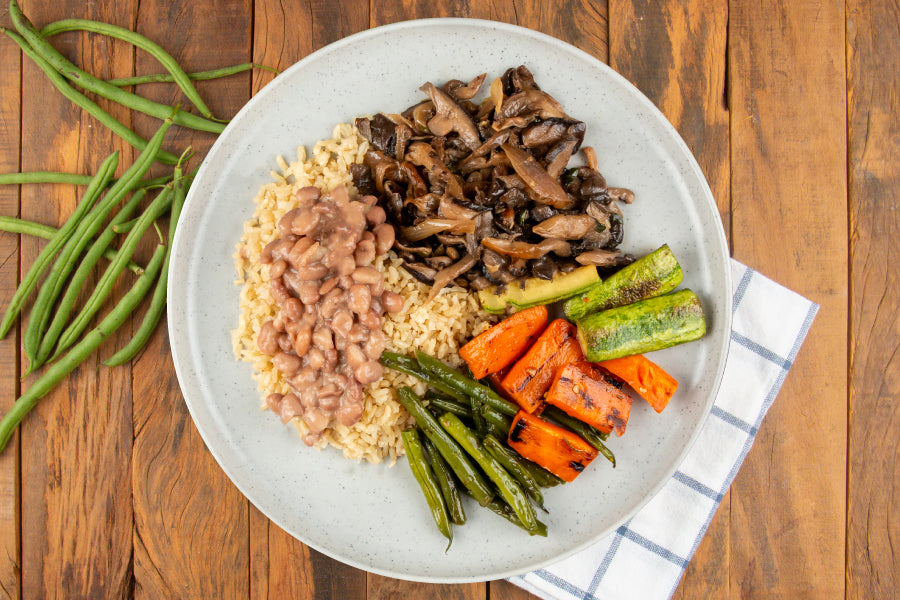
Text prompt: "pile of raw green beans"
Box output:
[[0, 0, 277, 452], [382, 350, 616, 545]]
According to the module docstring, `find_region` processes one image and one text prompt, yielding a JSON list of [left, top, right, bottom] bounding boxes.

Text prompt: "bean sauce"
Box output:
[[256, 184, 404, 445]]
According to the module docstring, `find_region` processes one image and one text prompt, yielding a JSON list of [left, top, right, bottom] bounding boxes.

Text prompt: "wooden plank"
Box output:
[[249, 1, 370, 597], [488, 4, 608, 600], [727, 0, 847, 597], [0, 14, 22, 600], [846, 0, 900, 597], [16, 0, 137, 597], [606, 1, 731, 597], [128, 1, 253, 597], [365, 4, 488, 597]]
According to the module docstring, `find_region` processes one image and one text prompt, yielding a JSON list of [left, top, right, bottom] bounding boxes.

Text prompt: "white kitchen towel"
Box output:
[[508, 260, 819, 600]]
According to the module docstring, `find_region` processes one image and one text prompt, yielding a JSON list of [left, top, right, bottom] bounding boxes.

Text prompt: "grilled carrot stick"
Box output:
[[597, 354, 678, 413], [459, 305, 547, 379]]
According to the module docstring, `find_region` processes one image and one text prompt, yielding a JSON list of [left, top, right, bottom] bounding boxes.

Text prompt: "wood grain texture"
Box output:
[[846, 0, 900, 597], [17, 0, 137, 597], [0, 16, 21, 600], [249, 0, 370, 597], [129, 1, 253, 598], [607, 2, 731, 597], [364, 5, 487, 598], [728, 0, 847, 597]]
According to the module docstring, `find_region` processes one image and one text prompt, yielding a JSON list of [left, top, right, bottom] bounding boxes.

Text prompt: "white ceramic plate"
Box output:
[[168, 18, 731, 583]]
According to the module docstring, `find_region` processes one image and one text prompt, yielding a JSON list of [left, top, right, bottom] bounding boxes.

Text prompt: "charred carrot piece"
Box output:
[[597, 354, 678, 413], [507, 411, 598, 482], [500, 319, 583, 413], [460, 305, 548, 379], [545, 361, 633, 436]]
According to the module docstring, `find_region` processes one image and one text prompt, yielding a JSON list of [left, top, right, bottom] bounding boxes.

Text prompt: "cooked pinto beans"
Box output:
[[256, 184, 400, 445]]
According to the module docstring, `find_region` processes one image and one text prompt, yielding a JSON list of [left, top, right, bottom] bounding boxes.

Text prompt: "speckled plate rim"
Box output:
[[168, 18, 732, 583]]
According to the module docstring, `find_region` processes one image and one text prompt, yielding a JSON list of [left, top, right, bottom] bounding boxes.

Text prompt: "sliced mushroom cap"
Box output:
[[438, 194, 482, 220], [607, 187, 636, 204], [402, 261, 438, 284], [481, 237, 572, 259], [420, 82, 482, 151], [531, 214, 598, 239], [496, 90, 568, 121], [501, 143, 573, 209], [575, 249, 624, 267], [521, 118, 585, 149], [401, 217, 476, 242], [428, 253, 478, 300], [444, 72, 487, 101]]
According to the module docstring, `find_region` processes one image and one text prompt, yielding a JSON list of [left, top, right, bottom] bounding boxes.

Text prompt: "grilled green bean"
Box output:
[[0, 243, 167, 452], [104, 165, 191, 367], [8, 2, 224, 134], [41, 19, 215, 120], [481, 405, 513, 435], [52, 186, 174, 358], [1, 28, 179, 165], [438, 412, 541, 535], [542, 405, 615, 467], [424, 395, 470, 418], [415, 351, 519, 417], [483, 435, 544, 508], [395, 387, 494, 507], [505, 446, 565, 488], [423, 437, 466, 526], [23, 118, 173, 371], [401, 429, 452, 548], [0, 150, 118, 340], [0, 216, 143, 274], [460, 488, 548, 537], [107, 63, 278, 87], [380, 352, 470, 404]]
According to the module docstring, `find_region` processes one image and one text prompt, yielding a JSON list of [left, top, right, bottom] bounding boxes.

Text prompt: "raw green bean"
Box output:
[[395, 387, 494, 507], [0, 216, 143, 274], [104, 166, 192, 366], [401, 429, 452, 549], [0, 171, 93, 185], [380, 352, 470, 404], [1, 28, 179, 165], [112, 217, 139, 234], [423, 437, 466, 526], [53, 186, 173, 358], [41, 19, 215, 120], [23, 117, 173, 371], [542, 405, 615, 467], [8, 2, 224, 134], [415, 351, 519, 417], [0, 243, 166, 452], [107, 63, 278, 87], [35, 188, 150, 367], [483, 435, 544, 509], [438, 412, 541, 535], [0, 150, 118, 340], [0, 171, 171, 188], [460, 488, 548, 537]]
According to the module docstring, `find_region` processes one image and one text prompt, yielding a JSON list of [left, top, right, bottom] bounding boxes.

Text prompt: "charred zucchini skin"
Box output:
[[478, 265, 600, 314], [563, 244, 683, 321], [576, 289, 706, 361]]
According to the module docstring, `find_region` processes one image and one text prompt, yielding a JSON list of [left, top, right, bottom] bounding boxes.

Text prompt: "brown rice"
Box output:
[[232, 124, 496, 464]]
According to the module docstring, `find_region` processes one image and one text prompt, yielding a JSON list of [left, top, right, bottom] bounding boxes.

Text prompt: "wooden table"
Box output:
[[0, 0, 893, 598]]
